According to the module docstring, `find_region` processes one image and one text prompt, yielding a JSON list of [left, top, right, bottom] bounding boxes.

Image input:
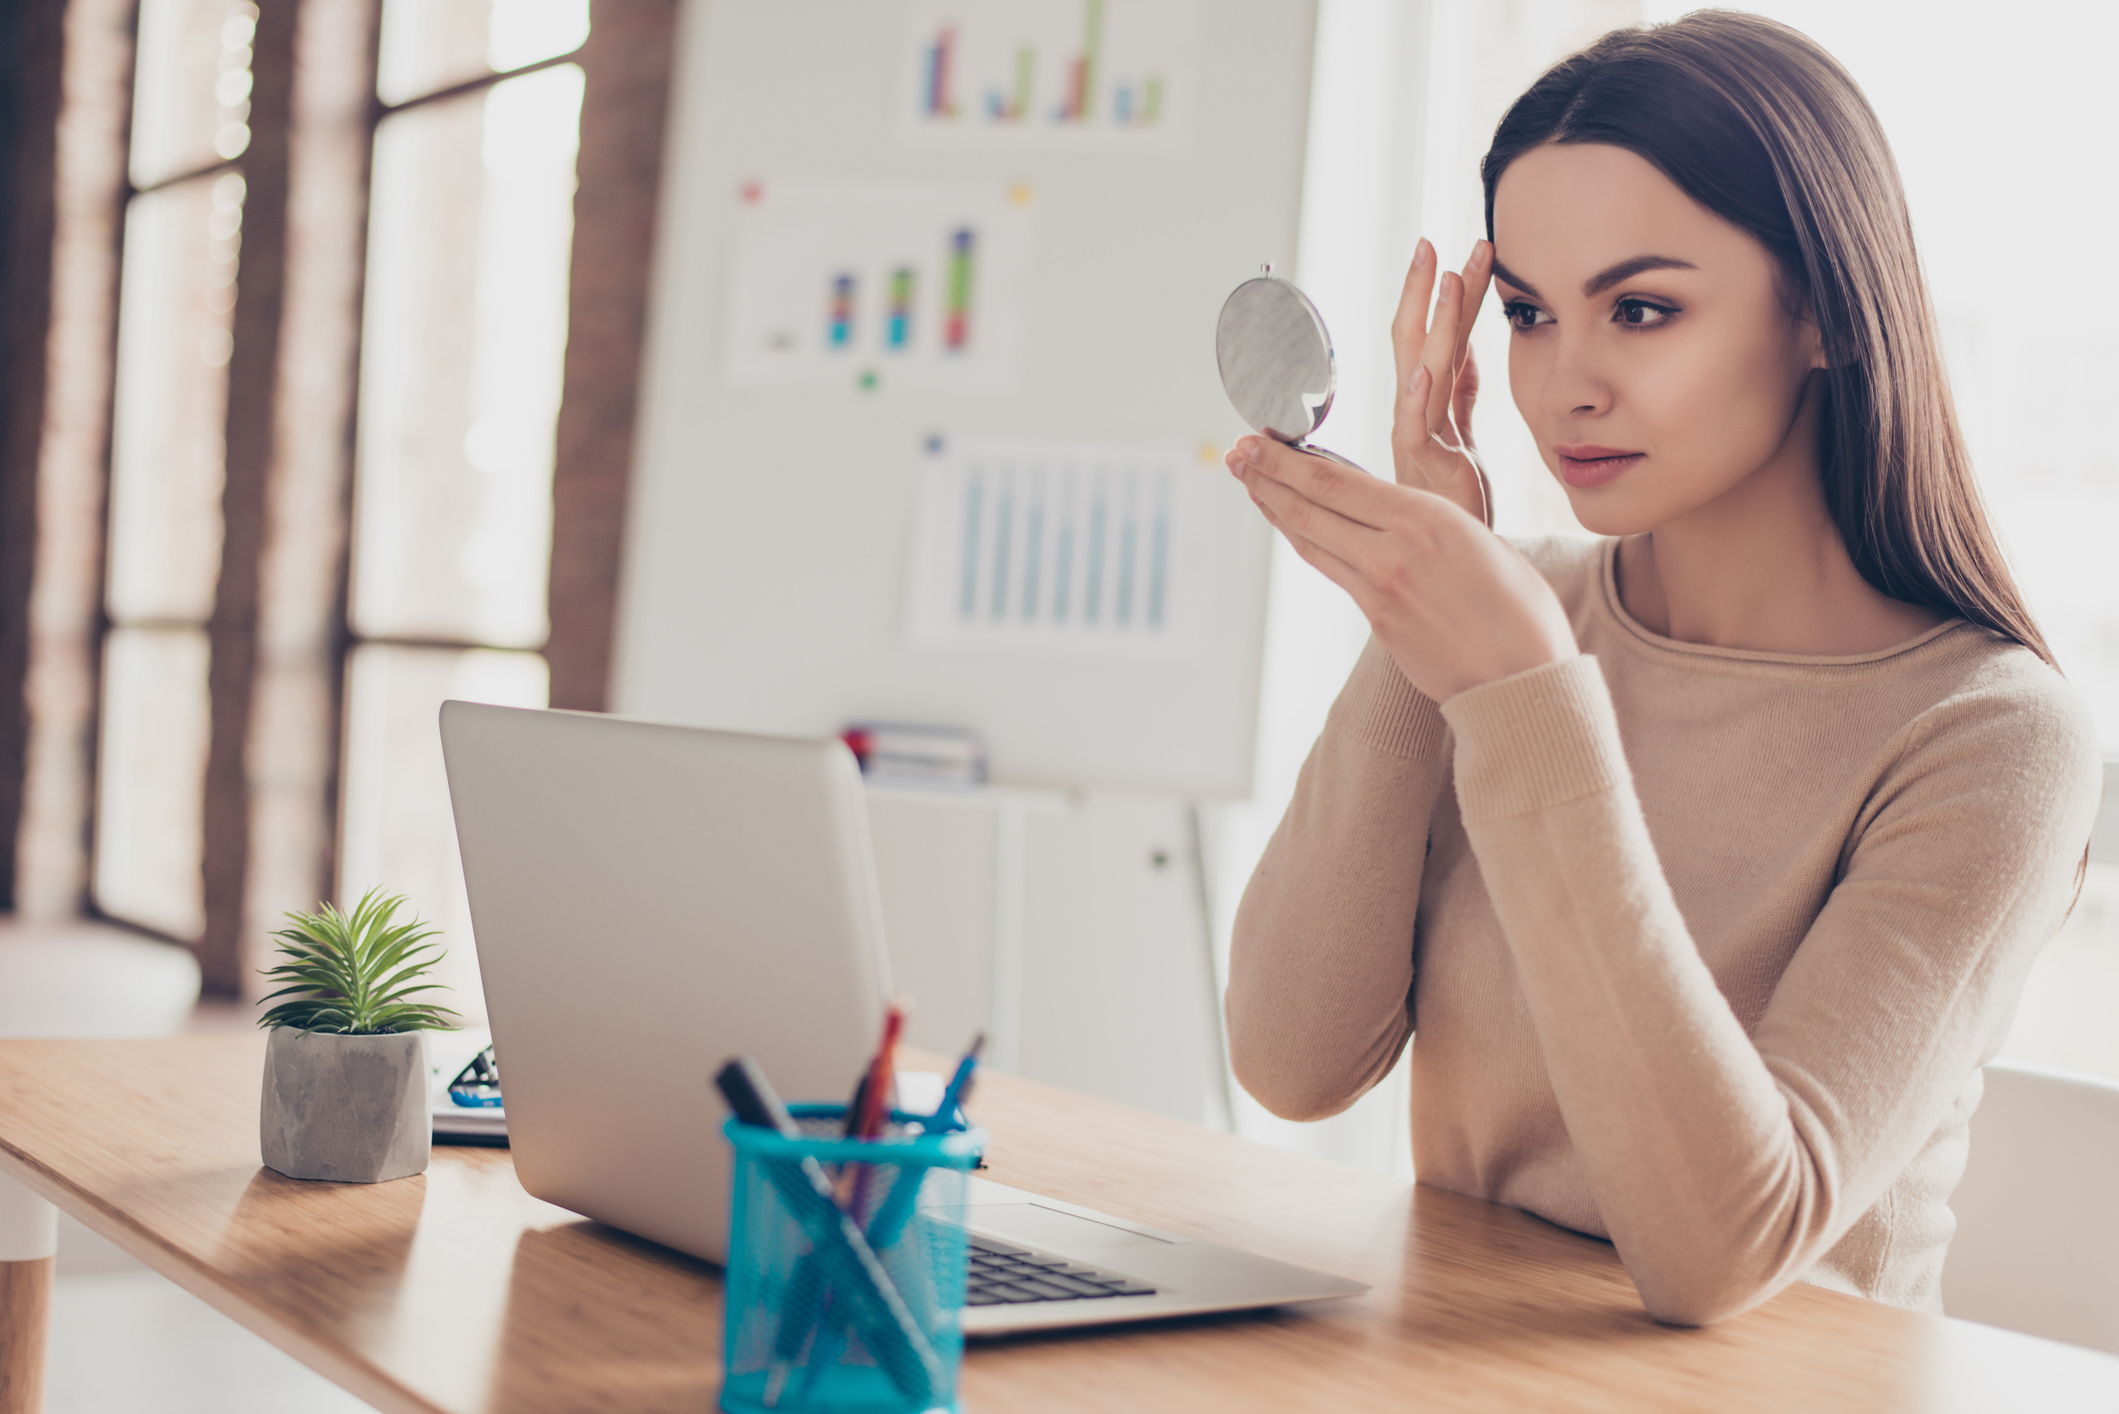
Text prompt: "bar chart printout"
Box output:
[[898, 0, 1202, 150], [722, 180, 1029, 394], [906, 441, 1214, 661]]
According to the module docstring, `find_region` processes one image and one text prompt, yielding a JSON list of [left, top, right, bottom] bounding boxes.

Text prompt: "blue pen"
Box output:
[[929, 1033, 986, 1132]]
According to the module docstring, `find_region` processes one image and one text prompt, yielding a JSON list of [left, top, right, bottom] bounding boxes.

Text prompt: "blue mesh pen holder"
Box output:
[[721, 1105, 986, 1414]]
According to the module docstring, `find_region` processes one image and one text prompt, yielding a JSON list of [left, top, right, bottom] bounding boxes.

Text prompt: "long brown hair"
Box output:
[[1480, 11, 2056, 667]]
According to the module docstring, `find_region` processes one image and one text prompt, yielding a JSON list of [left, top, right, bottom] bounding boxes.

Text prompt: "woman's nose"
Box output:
[[1543, 331, 1613, 419]]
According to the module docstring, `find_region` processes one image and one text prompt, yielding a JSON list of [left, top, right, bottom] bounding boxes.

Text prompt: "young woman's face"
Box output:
[[1490, 142, 1824, 535]]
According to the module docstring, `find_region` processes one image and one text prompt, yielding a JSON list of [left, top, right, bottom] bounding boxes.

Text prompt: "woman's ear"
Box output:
[[1779, 272, 1836, 370], [1796, 300, 1830, 371]]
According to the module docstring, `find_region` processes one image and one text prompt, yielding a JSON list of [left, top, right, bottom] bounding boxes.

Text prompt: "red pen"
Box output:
[[854, 1004, 904, 1141], [839, 1003, 905, 1215]]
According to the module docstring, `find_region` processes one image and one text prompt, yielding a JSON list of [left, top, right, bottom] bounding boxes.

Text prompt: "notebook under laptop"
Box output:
[[439, 702, 1365, 1335]]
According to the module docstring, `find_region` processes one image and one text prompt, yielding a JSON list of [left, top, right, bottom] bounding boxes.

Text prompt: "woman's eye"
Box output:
[[1503, 301, 1552, 331], [1614, 298, 1678, 327]]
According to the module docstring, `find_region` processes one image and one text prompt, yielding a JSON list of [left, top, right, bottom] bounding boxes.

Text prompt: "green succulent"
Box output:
[[257, 888, 461, 1035]]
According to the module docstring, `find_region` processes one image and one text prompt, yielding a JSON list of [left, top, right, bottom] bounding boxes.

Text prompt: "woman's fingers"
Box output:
[[1452, 344, 1480, 449], [1420, 271, 1464, 436], [1450, 345, 1492, 527], [1230, 437, 1407, 536], [1383, 242, 1494, 522], [1451, 241, 1494, 385], [1233, 455, 1377, 560], [1393, 366, 1432, 491], [1227, 444, 1407, 594], [1249, 487, 1374, 609], [1390, 239, 1437, 389], [1393, 240, 1494, 445], [1391, 365, 1487, 523]]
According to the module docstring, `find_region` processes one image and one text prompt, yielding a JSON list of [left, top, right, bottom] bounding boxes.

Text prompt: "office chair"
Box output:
[[2092, 762, 2119, 872], [1944, 1063, 2119, 1353], [1942, 765, 2119, 1352]]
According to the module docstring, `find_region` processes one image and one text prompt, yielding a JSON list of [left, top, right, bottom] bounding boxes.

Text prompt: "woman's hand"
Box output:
[[1226, 436, 1577, 703], [1392, 239, 1495, 527]]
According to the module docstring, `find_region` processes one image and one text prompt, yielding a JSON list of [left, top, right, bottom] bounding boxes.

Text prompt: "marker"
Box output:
[[886, 266, 915, 350], [827, 272, 856, 348], [943, 229, 974, 351]]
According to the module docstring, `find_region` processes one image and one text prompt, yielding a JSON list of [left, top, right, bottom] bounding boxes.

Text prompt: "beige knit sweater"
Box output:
[[1227, 535, 2103, 1324]]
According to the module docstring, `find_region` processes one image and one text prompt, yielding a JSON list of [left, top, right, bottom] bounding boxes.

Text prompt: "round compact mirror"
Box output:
[[1214, 268, 1366, 471]]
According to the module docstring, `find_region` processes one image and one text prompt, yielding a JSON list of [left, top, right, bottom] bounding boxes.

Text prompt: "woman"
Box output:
[[1223, 11, 2101, 1325]]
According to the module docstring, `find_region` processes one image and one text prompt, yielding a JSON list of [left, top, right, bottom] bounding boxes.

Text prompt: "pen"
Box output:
[[854, 1003, 905, 1141], [839, 1001, 905, 1142], [929, 1032, 985, 1131], [843, 1003, 906, 1219]]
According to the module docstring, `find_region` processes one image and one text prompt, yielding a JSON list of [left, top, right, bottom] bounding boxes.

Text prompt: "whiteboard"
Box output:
[[613, 0, 1318, 796]]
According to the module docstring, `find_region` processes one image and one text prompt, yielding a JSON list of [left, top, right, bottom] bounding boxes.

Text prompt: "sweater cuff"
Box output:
[[1440, 655, 1627, 824], [1330, 636, 1449, 760]]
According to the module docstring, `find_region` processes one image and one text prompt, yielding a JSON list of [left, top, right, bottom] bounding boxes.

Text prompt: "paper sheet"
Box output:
[[905, 439, 1215, 661], [721, 178, 1032, 396], [895, 0, 1203, 152]]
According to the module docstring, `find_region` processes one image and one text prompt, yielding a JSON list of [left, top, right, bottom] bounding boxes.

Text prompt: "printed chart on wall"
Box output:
[[896, 0, 1202, 151], [722, 179, 1033, 395], [906, 439, 1215, 661]]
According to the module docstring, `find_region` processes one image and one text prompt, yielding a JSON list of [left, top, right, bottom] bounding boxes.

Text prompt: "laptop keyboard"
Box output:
[[964, 1234, 1158, 1305]]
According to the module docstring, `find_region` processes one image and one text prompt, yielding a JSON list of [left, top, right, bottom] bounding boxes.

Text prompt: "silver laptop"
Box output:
[[439, 702, 1365, 1335]]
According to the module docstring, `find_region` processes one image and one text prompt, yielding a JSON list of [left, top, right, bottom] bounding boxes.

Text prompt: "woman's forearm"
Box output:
[[1225, 638, 1451, 1120]]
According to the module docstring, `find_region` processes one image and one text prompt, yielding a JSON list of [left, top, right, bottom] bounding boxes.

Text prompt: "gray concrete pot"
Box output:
[[260, 1027, 430, 1183]]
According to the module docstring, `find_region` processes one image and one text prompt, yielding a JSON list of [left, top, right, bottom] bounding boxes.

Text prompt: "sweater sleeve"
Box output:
[[1439, 654, 2103, 1326], [1224, 636, 1453, 1121]]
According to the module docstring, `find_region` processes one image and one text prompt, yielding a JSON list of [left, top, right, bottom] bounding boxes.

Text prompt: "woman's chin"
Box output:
[[1560, 483, 1663, 539]]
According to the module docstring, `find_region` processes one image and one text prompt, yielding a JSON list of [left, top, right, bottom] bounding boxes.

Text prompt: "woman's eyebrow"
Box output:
[[1489, 254, 1700, 300], [1490, 258, 1540, 297], [1583, 254, 1698, 296]]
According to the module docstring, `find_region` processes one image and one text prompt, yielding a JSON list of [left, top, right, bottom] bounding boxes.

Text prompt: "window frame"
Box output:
[[31, 0, 677, 997]]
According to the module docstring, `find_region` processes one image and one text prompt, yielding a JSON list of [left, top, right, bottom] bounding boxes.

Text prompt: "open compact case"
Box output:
[[1214, 265, 1369, 473]]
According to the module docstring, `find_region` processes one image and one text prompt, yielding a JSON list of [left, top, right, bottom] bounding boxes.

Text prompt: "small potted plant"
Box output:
[[256, 889, 459, 1184]]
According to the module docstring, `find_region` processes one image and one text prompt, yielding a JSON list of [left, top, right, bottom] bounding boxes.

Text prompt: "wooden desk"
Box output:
[[1, 1037, 2115, 1413]]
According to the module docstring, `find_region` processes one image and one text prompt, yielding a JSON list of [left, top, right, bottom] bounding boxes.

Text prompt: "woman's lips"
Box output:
[[1555, 445, 1644, 489]]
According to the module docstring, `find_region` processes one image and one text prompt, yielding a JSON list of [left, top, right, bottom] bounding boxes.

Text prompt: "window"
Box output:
[[57, 0, 650, 1022], [94, 1, 258, 942], [337, 1, 588, 1016]]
